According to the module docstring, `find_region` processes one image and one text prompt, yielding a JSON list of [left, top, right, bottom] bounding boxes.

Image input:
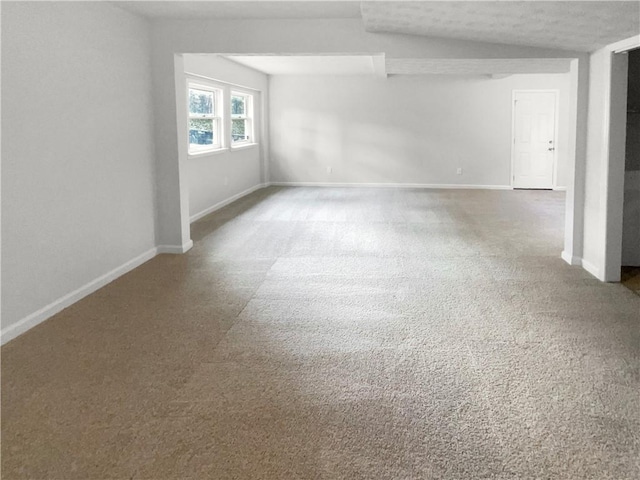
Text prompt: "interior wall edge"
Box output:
[[561, 250, 582, 266], [190, 183, 269, 223], [581, 257, 602, 280], [0, 247, 159, 346]]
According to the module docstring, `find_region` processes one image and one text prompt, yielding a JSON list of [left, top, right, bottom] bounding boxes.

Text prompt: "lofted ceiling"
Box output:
[[361, 1, 640, 53], [112, 1, 639, 76], [113, 1, 640, 53], [224, 55, 381, 75]]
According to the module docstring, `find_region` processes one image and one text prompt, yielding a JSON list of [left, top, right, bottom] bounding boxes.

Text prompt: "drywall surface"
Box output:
[[1, 2, 156, 333], [582, 48, 630, 280], [269, 73, 570, 187], [582, 48, 609, 277], [150, 17, 585, 249], [182, 55, 267, 220], [604, 52, 629, 280], [562, 58, 589, 266]]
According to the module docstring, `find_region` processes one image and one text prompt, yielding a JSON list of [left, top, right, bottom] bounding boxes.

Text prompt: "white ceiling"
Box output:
[[113, 1, 639, 52], [386, 58, 572, 75], [112, 1, 638, 76], [361, 1, 640, 53], [224, 55, 378, 75], [113, 1, 362, 19]]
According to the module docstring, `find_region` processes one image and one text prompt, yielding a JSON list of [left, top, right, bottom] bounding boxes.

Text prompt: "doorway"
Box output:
[[621, 48, 640, 294], [511, 90, 558, 189]]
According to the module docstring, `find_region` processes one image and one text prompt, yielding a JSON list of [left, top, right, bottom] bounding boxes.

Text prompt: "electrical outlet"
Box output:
[[327, 166, 332, 174], [456, 168, 463, 175]]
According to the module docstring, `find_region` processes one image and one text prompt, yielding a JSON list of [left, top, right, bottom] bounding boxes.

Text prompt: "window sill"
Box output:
[[188, 147, 229, 159], [231, 143, 258, 151]]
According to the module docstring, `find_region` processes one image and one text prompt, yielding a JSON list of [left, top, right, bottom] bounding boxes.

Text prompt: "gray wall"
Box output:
[[623, 49, 640, 266], [149, 17, 584, 251], [626, 49, 640, 171], [269, 73, 570, 187], [181, 55, 268, 220], [1, 2, 157, 331]]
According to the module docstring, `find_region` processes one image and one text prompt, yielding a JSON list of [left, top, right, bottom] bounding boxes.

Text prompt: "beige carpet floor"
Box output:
[[2, 187, 639, 479], [622, 266, 640, 296]]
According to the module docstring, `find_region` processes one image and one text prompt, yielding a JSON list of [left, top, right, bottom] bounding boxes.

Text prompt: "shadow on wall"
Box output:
[[274, 106, 491, 184], [623, 49, 640, 267]]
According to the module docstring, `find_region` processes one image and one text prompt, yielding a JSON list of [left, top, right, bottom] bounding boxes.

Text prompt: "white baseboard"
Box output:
[[2, 182, 269, 345], [190, 183, 267, 223], [580, 258, 601, 280], [1, 247, 158, 345], [157, 240, 194, 254], [268, 182, 512, 190], [561, 250, 582, 266]]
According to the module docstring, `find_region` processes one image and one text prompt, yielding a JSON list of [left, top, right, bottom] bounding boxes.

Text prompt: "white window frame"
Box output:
[[230, 91, 253, 147], [187, 81, 224, 155]]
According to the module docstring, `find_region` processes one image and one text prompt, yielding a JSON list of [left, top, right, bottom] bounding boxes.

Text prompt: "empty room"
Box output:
[[2, 1, 639, 478]]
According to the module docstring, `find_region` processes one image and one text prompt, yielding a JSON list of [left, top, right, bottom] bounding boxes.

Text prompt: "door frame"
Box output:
[[510, 89, 560, 189]]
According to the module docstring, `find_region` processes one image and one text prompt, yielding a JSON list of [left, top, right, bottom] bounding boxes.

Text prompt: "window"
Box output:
[[231, 92, 252, 145], [188, 84, 222, 153], [185, 79, 257, 155]]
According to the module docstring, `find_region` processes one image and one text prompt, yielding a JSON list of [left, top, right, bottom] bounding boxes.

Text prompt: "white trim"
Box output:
[[230, 143, 258, 152], [190, 183, 267, 223], [157, 240, 194, 254], [580, 258, 601, 280], [554, 186, 567, 191], [187, 147, 229, 159], [0, 247, 158, 345], [609, 35, 640, 54], [593, 36, 640, 282], [561, 250, 581, 266], [268, 182, 512, 190]]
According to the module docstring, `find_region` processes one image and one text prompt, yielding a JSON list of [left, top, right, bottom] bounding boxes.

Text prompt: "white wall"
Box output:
[[582, 49, 611, 278], [269, 73, 570, 187], [1, 2, 157, 339], [181, 55, 268, 221], [150, 18, 585, 250], [582, 46, 631, 280]]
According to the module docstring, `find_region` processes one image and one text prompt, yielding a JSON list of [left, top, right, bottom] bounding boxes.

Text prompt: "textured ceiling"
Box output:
[[112, 1, 362, 19], [386, 58, 572, 75], [113, 1, 639, 53], [361, 1, 640, 52], [224, 55, 378, 75]]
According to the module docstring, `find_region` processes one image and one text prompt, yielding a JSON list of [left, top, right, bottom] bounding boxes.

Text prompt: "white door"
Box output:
[[512, 91, 557, 189]]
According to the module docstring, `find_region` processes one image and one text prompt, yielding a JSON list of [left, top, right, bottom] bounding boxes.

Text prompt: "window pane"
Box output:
[[231, 95, 245, 116], [189, 89, 213, 115], [232, 119, 247, 142], [189, 118, 214, 146]]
